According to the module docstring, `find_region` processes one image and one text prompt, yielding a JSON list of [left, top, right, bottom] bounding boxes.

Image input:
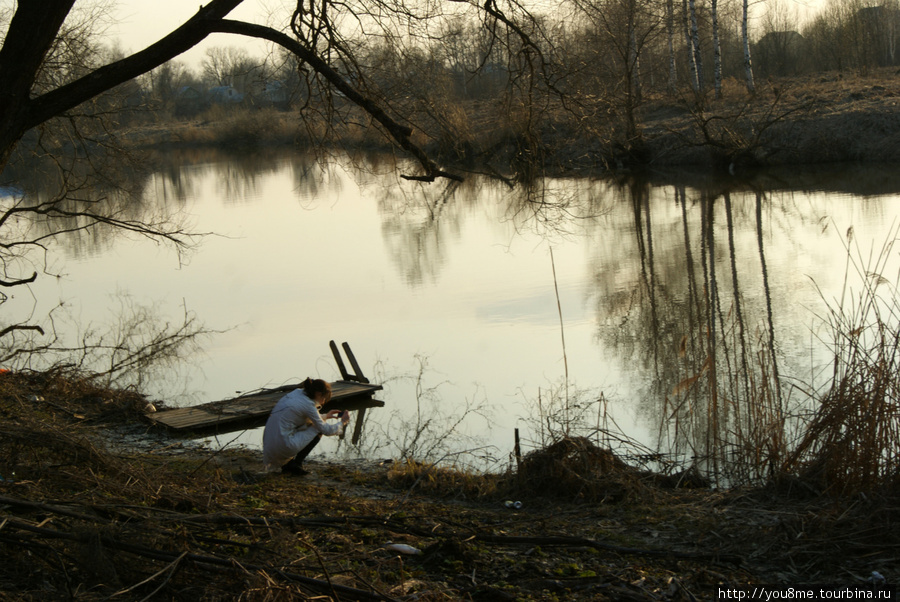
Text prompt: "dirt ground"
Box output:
[[575, 70, 900, 172], [0, 371, 897, 601]]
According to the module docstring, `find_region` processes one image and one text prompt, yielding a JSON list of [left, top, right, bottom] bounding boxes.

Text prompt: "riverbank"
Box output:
[[114, 70, 900, 178], [1, 370, 896, 600]]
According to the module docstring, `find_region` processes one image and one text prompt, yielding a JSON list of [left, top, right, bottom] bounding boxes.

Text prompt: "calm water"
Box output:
[[7, 151, 900, 469]]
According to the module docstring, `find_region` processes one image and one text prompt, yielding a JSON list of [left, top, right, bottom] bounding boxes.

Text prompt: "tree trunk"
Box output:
[[712, 0, 722, 98], [689, 0, 703, 90], [0, 0, 76, 170], [630, 22, 642, 107], [683, 0, 700, 92], [742, 0, 756, 93], [667, 0, 677, 94], [0, 0, 246, 172]]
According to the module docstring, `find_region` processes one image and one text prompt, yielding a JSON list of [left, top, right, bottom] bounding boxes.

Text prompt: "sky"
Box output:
[[108, 0, 276, 69], [106, 0, 826, 69], [1, 0, 827, 74]]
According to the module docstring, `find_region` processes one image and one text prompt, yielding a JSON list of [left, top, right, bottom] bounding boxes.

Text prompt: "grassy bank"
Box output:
[[0, 369, 897, 601], [116, 71, 900, 178]]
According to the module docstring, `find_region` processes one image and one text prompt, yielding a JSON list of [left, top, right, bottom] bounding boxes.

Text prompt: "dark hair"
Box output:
[[301, 377, 331, 402]]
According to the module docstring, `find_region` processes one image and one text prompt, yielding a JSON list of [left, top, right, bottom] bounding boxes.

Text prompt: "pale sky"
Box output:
[[97, 0, 826, 70], [108, 0, 277, 68]]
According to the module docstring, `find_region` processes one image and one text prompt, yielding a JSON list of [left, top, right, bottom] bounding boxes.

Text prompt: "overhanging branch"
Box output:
[[23, 0, 246, 130], [209, 19, 462, 182], [18, 4, 460, 182]]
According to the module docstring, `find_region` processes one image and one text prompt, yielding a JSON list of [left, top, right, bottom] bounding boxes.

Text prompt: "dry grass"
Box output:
[[786, 232, 900, 496], [114, 69, 900, 176], [513, 437, 649, 504], [0, 372, 897, 599]]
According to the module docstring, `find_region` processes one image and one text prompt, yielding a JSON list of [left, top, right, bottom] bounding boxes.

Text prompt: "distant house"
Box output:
[[173, 85, 206, 116], [247, 80, 291, 109], [263, 81, 289, 105], [176, 86, 204, 102], [208, 85, 245, 104], [0, 186, 24, 201]]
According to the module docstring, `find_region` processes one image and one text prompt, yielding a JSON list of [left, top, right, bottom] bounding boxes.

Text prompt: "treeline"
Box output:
[[4, 0, 898, 171], [134, 0, 900, 115]]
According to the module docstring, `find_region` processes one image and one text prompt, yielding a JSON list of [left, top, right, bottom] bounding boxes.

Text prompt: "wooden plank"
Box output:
[[330, 340, 352, 380], [351, 407, 367, 445], [342, 342, 370, 383], [149, 380, 382, 435]]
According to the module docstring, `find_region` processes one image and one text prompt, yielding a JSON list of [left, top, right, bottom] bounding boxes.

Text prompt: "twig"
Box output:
[[188, 430, 247, 477], [549, 246, 570, 429], [111, 551, 188, 600]]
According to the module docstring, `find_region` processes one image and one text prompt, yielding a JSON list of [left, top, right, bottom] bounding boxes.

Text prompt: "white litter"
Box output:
[[384, 543, 422, 555]]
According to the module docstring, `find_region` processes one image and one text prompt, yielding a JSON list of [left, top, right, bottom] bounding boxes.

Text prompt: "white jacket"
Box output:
[[262, 388, 343, 470]]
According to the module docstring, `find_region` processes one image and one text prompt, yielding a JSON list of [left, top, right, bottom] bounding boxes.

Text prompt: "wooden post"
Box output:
[[342, 342, 369, 383], [514, 428, 522, 469], [329, 340, 351, 380]]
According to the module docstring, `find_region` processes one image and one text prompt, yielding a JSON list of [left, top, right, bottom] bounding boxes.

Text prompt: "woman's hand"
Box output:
[[324, 409, 342, 420], [341, 411, 351, 426]]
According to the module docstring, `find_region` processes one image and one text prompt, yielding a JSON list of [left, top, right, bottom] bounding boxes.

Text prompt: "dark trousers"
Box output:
[[284, 433, 322, 469]]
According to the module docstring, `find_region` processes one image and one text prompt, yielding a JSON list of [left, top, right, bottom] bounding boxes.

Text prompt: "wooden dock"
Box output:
[[147, 341, 383, 443]]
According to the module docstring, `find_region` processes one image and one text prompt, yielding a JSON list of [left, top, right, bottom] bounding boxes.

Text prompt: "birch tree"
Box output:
[[667, 0, 677, 93], [683, 0, 701, 91], [742, 0, 755, 92], [712, 0, 723, 97], [689, 0, 703, 90]]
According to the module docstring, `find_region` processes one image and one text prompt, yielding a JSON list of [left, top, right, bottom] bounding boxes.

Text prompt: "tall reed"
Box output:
[[787, 228, 900, 495]]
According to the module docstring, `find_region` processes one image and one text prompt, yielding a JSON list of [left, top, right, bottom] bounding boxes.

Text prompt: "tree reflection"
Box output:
[[588, 175, 798, 485], [374, 177, 479, 287]]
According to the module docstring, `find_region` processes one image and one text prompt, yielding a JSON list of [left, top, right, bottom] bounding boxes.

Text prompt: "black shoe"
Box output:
[[281, 464, 309, 476]]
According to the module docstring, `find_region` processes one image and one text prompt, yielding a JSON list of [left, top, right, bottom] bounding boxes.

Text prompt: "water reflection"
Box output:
[[4, 149, 900, 479], [588, 169, 900, 483]]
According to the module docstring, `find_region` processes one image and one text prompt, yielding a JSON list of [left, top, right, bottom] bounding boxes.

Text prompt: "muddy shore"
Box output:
[[0, 371, 896, 600]]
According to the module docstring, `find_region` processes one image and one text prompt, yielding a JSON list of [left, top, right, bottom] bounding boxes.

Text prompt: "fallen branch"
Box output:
[[473, 534, 743, 565], [110, 551, 188, 600], [0, 494, 110, 524]]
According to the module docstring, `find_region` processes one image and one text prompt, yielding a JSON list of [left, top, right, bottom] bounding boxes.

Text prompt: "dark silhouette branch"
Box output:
[[0, 272, 38, 288], [3, 2, 461, 181], [0, 324, 45, 338], [21, 0, 246, 132], [208, 19, 462, 182]]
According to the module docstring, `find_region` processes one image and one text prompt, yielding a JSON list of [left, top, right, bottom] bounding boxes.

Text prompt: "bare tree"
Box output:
[[147, 60, 194, 104], [202, 45, 261, 90], [712, 0, 722, 98], [572, 0, 663, 140], [742, 0, 755, 92], [666, 0, 678, 93], [682, 0, 701, 91]]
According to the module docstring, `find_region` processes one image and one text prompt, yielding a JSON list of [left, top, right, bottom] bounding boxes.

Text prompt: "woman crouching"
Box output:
[[262, 378, 350, 475]]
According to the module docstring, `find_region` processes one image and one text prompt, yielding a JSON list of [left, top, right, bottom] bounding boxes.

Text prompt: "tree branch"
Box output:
[[208, 19, 462, 182], [0, 272, 38, 288], [8, 2, 461, 182], [22, 0, 246, 131], [0, 324, 45, 338]]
